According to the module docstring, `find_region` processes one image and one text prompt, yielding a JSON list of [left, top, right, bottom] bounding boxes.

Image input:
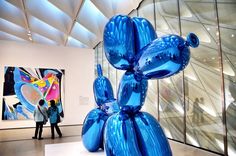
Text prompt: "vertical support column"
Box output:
[[96, 47, 98, 65], [214, 0, 228, 155], [101, 43, 104, 69], [176, 0, 186, 144], [157, 80, 160, 121]]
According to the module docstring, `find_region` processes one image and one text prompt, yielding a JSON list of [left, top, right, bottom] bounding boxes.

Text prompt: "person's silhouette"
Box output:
[[199, 97, 204, 123], [192, 98, 200, 123]]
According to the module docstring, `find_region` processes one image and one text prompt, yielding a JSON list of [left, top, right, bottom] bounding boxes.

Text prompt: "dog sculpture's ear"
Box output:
[[103, 15, 135, 70], [132, 17, 157, 64], [93, 64, 115, 106]]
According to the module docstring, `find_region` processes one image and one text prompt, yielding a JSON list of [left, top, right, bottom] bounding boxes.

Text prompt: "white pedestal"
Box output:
[[45, 141, 105, 156]]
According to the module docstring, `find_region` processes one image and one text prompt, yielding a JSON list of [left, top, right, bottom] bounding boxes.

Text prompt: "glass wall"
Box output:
[[180, 0, 224, 153], [94, 47, 98, 77], [218, 1, 236, 155], [101, 44, 108, 78], [154, 0, 185, 142], [94, 0, 236, 155]]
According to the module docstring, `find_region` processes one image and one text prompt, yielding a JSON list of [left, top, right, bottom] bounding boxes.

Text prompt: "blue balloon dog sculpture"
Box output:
[[103, 15, 199, 156], [82, 14, 199, 156], [82, 64, 119, 152]]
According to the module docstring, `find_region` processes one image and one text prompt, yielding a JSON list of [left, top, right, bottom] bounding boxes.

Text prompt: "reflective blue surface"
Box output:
[[93, 64, 115, 106], [103, 15, 135, 70], [82, 108, 108, 152], [134, 112, 172, 156], [117, 71, 148, 113], [101, 100, 119, 115], [96, 64, 103, 77], [104, 112, 142, 156], [82, 64, 118, 152], [99, 15, 198, 156], [132, 17, 157, 63], [134, 33, 199, 79]]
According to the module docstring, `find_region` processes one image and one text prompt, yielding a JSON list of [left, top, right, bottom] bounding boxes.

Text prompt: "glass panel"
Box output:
[[138, 0, 155, 27], [102, 42, 109, 78], [117, 70, 125, 90], [94, 47, 98, 77], [142, 80, 158, 119], [154, 0, 184, 142], [129, 9, 138, 17], [97, 42, 103, 68], [109, 65, 117, 98], [155, 0, 180, 36], [159, 74, 184, 142], [218, 1, 236, 155], [180, 0, 224, 153]]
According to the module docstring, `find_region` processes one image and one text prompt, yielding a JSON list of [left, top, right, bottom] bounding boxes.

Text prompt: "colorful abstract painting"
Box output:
[[2, 67, 65, 120]]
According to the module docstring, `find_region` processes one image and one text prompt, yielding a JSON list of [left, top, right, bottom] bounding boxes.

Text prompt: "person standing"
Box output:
[[192, 98, 200, 124], [199, 97, 205, 123], [32, 99, 48, 140], [47, 100, 62, 139]]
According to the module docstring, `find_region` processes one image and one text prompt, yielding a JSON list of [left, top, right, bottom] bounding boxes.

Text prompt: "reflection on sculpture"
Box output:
[[82, 64, 119, 152], [82, 15, 199, 155], [2, 67, 64, 120]]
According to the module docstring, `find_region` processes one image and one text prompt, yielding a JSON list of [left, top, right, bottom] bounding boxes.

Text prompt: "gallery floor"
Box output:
[[0, 125, 220, 156]]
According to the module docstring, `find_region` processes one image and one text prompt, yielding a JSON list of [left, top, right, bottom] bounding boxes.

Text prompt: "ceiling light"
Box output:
[[207, 27, 210, 31], [232, 34, 235, 38], [216, 31, 219, 36], [212, 57, 215, 60]]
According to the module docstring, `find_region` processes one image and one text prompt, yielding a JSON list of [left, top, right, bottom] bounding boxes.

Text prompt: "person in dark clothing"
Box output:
[[32, 99, 48, 140], [199, 97, 205, 122], [192, 98, 200, 123], [47, 100, 62, 139]]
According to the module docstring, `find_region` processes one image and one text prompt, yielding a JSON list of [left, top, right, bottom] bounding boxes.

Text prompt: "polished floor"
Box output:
[[0, 125, 220, 156]]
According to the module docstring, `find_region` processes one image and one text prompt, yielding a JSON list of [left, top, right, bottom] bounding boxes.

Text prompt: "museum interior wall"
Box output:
[[0, 40, 94, 129], [94, 0, 236, 156]]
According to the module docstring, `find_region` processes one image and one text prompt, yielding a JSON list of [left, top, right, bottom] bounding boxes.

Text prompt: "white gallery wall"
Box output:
[[0, 41, 95, 129]]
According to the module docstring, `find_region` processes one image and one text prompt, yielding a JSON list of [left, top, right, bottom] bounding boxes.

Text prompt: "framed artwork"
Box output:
[[2, 66, 65, 120]]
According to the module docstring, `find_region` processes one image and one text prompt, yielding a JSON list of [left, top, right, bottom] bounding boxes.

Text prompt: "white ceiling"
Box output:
[[0, 0, 141, 48]]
